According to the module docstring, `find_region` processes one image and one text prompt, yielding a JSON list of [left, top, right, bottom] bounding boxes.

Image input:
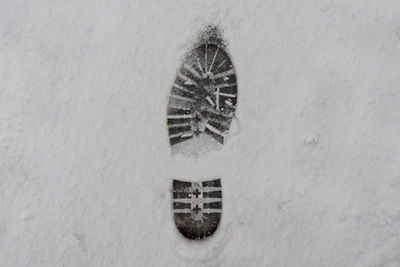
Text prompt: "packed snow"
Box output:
[[1, 1, 400, 266]]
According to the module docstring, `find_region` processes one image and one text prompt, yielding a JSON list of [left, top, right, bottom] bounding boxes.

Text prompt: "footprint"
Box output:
[[172, 178, 222, 240], [167, 26, 238, 154]]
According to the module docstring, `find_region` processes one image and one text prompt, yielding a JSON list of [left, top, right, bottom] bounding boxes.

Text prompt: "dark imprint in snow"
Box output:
[[167, 26, 237, 149], [172, 178, 222, 240]]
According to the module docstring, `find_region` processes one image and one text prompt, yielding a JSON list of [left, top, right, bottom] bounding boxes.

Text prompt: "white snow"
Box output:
[[1, 0, 400, 266]]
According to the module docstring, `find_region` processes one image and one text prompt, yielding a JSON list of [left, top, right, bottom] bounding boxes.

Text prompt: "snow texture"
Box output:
[[1, 1, 400, 266]]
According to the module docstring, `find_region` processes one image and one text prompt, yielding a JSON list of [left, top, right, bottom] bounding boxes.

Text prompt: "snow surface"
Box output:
[[1, 1, 400, 266]]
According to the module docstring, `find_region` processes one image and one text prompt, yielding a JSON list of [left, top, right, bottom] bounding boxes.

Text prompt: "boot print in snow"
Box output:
[[172, 178, 222, 240], [167, 26, 238, 154]]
